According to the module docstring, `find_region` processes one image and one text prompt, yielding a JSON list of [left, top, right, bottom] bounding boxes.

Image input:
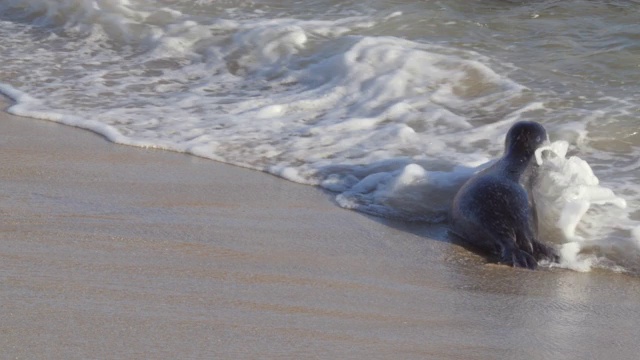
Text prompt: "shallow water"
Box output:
[[1, 0, 639, 272]]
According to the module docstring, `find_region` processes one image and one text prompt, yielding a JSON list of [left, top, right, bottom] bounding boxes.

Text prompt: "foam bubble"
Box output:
[[534, 140, 634, 271], [557, 242, 595, 272]]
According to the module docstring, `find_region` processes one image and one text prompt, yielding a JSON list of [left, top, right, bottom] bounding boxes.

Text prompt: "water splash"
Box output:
[[534, 141, 633, 272]]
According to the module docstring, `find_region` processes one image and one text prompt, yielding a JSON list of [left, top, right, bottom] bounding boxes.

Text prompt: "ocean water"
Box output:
[[1, 0, 639, 273]]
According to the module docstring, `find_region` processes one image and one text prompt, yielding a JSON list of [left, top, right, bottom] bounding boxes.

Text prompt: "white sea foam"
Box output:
[[534, 142, 635, 272], [1, 0, 639, 273]]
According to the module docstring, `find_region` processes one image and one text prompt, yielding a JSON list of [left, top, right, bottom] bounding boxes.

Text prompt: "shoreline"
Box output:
[[2, 102, 640, 359]]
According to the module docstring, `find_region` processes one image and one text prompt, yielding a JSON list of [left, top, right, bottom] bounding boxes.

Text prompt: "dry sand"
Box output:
[[2, 101, 640, 359]]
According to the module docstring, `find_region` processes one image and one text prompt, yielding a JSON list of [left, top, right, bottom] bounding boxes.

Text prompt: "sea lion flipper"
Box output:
[[532, 240, 559, 262], [493, 233, 537, 269], [515, 221, 559, 263], [499, 246, 537, 270]]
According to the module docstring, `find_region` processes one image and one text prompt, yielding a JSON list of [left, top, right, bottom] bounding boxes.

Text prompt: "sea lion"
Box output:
[[450, 121, 557, 269]]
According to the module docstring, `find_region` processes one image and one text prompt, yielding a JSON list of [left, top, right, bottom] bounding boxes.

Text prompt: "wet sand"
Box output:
[[1, 102, 640, 359]]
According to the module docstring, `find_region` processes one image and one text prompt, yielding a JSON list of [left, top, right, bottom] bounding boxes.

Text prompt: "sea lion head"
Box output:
[[504, 121, 548, 159]]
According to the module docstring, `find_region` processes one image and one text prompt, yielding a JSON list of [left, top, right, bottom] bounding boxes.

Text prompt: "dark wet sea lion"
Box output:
[[450, 121, 557, 269]]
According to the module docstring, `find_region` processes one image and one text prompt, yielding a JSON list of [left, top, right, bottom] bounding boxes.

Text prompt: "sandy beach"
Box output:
[[1, 99, 640, 359]]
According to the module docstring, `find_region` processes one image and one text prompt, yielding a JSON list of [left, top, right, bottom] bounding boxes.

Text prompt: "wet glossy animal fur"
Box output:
[[450, 121, 557, 269]]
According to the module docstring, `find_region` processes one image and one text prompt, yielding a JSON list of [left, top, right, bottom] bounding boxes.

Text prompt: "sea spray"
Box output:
[[534, 141, 630, 271]]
